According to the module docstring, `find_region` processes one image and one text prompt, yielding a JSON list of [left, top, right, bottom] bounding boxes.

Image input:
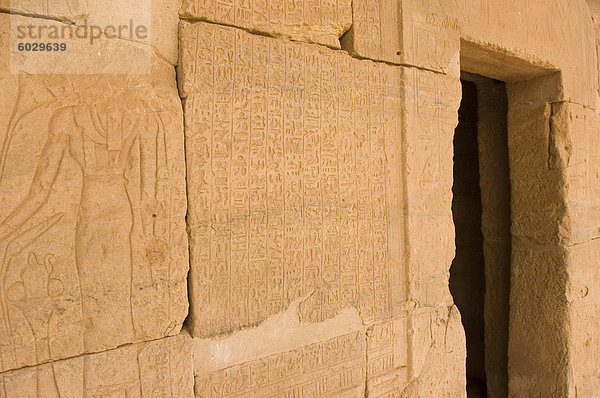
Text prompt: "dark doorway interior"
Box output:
[[450, 75, 511, 398], [450, 80, 487, 396]]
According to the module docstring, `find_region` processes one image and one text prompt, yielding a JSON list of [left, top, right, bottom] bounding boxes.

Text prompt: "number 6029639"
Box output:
[[17, 42, 67, 51]]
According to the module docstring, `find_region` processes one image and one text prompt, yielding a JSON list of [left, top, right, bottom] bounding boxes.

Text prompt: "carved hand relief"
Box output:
[[0, 332, 193, 397], [0, 73, 188, 372], [179, 0, 352, 49], [180, 21, 406, 338]]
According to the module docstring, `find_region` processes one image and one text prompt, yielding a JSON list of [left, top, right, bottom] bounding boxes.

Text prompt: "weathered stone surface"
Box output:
[[403, 66, 461, 310], [179, 0, 352, 49], [367, 306, 466, 397], [0, 14, 188, 371], [193, 300, 367, 397], [343, 0, 597, 107], [1, 0, 599, 396], [1, 0, 180, 64], [180, 20, 406, 338], [508, 243, 570, 396], [0, 0, 88, 19], [0, 332, 194, 397]]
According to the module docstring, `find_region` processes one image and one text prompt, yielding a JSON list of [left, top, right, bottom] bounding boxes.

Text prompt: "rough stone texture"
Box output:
[[179, 0, 352, 49], [180, 20, 406, 338], [0, 13, 189, 372], [193, 300, 367, 397], [1, 0, 181, 64], [403, 65, 461, 311], [343, 0, 597, 107], [505, 76, 571, 397], [180, 19, 469, 396], [470, 74, 511, 398], [1, 0, 600, 396], [0, 331, 194, 397]]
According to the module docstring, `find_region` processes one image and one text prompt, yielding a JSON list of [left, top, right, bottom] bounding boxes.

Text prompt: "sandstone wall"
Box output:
[[0, 0, 598, 397]]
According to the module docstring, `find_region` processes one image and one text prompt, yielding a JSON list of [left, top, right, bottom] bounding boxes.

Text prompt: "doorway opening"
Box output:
[[450, 74, 511, 398]]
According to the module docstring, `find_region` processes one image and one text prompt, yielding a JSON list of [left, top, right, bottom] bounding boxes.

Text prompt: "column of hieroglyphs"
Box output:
[[175, 0, 459, 395], [1, 0, 599, 396], [0, 1, 194, 395]]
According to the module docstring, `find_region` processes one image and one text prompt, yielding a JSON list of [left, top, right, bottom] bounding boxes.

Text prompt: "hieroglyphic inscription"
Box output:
[[351, 0, 382, 54], [365, 318, 411, 396], [181, 21, 405, 337], [1, 0, 88, 18], [179, 0, 352, 48], [195, 331, 365, 398]]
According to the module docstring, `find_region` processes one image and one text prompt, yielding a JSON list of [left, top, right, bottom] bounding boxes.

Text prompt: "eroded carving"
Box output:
[[0, 332, 193, 397], [0, 74, 188, 372], [180, 21, 406, 338], [195, 331, 366, 397], [179, 0, 352, 49]]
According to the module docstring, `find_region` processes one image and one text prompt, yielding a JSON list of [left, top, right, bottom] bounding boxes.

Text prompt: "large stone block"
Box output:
[[1, 0, 180, 64], [179, 0, 352, 49], [366, 307, 466, 397], [193, 302, 367, 397], [342, 0, 596, 107], [402, 67, 461, 308], [0, 14, 188, 371], [179, 20, 407, 338], [0, 332, 194, 397]]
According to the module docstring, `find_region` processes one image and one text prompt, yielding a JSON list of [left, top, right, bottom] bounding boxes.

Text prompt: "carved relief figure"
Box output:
[[0, 77, 171, 359]]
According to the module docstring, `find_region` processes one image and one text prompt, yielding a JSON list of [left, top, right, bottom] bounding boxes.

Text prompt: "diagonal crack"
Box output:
[[0, 8, 75, 24]]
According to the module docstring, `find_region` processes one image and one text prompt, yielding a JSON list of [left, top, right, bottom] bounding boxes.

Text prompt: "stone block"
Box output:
[[180, 20, 407, 337], [179, 0, 352, 49], [193, 302, 366, 397], [0, 14, 188, 371], [0, 332, 194, 397]]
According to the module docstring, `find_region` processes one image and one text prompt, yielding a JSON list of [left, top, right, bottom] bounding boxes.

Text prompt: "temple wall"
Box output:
[[0, 0, 599, 396]]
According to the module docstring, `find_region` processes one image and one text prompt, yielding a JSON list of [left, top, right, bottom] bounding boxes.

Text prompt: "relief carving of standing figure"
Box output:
[[0, 98, 166, 353]]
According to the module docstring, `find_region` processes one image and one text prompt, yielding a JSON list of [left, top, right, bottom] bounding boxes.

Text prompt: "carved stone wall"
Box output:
[[0, 0, 599, 396]]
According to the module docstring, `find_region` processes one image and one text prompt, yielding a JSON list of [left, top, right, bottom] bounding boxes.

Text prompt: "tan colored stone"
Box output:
[[367, 306, 466, 397], [193, 299, 367, 397], [2, 0, 180, 64], [0, 14, 188, 372], [343, 0, 597, 107], [509, 243, 570, 396], [0, 331, 194, 397], [179, 0, 352, 49], [402, 66, 461, 309], [180, 20, 406, 338], [1, 0, 599, 395], [0, 0, 87, 20]]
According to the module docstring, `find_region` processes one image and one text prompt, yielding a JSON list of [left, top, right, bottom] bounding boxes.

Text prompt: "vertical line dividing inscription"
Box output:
[[247, 31, 253, 326], [209, 25, 215, 332], [301, 43, 307, 318], [335, 51, 342, 317], [353, 59, 360, 317], [265, 35, 270, 319], [282, 41, 287, 308], [318, 46, 324, 321], [367, 62, 375, 321]]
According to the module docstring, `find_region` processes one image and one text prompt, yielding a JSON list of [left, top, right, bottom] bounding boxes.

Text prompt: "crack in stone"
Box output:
[[0, 8, 74, 24], [178, 16, 447, 74], [0, 330, 186, 376]]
